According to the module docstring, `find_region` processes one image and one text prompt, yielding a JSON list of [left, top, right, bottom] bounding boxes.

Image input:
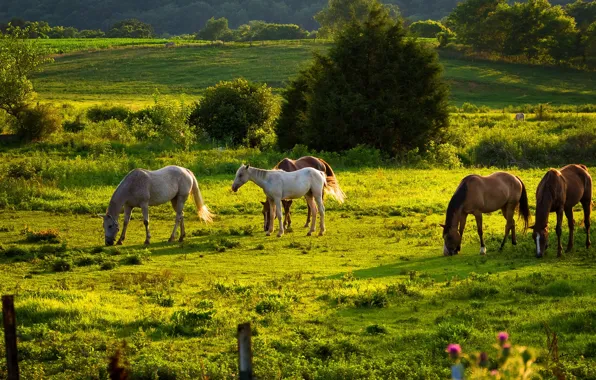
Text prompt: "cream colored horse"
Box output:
[[232, 164, 336, 237], [100, 165, 213, 246]]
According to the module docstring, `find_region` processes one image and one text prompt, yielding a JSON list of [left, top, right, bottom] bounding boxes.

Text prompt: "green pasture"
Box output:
[[31, 42, 596, 108], [2, 143, 596, 377]]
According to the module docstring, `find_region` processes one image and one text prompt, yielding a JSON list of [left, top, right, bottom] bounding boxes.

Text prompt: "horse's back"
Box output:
[[561, 164, 592, 204], [464, 172, 522, 212], [146, 166, 193, 204], [295, 156, 326, 172]]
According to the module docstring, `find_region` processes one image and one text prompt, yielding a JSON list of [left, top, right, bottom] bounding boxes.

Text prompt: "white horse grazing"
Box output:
[[232, 164, 342, 237], [515, 113, 525, 121], [100, 165, 213, 246]]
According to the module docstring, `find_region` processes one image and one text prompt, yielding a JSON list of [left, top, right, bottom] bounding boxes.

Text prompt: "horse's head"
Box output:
[[232, 164, 250, 192], [99, 214, 119, 246], [261, 201, 270, 231], [440, 224, 461, 256], [531, 225, 548, 258]]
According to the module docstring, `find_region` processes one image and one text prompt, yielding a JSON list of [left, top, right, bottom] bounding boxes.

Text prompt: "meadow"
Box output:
[[31, 40, 596, 108], [1, 40, 596, 378]]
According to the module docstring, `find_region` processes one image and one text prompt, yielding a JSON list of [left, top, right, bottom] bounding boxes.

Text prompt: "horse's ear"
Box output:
[[245, 164, 250, 169]]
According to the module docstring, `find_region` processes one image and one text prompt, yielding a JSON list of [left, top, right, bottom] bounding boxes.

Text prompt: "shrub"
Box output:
[[4, 246, 28, 258], [189, 78, 279, 149], [24, 228, 61, 244], [277, 4, 449, 156], [366, 324, 388, 335], [7, 160, 41, 179], [100, 261, 116, 270], [127, 99, 193, 148], [12, 104, 62, 141], [63, 115, 86, 133], [86, 105, 130, 122], [409, 20, 451, 38]]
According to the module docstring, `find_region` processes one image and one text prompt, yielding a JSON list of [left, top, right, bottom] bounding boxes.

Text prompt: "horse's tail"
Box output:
[[187, 169, 214, 223], [319, 158, 345, 204], [516, 176, 530, 231]]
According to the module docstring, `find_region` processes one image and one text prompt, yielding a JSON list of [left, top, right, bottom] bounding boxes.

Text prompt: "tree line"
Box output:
[[445, 0, 596, 67]]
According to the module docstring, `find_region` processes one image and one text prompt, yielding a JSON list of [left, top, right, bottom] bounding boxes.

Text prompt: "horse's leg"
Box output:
[[304, 197, 311, 228], [315, 193, 325, 236], [283, 200, 292, 230], [582, 198, 592, 249], [117, 205, 132, 245], [306, 196, 317, 236], [474, 213, 486, 255], [141, 203, 151, 245], [275, 198, 284, 238], [565, 207, 575, 253], [266, 198, 275, 236], [556, 208, 564, 257], [499, 205, 515, 251], [457, 214, 467, 254], [177, 195, 188, 242], [169, 198, 180, 242]]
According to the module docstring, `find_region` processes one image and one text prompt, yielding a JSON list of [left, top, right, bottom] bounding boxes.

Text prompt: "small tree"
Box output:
[[189, 78, 279, 148], [197, 17, 233, 41], [409, 20, 451, 38], [277, 1, 450, 155], [315, 0, 377, 38], [0, 26, 52, 117]]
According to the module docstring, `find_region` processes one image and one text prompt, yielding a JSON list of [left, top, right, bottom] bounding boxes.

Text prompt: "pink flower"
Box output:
[[446, 344, 462, 354], [503, 343, 511, 349], [490, 370, 499, 376], [498, 332, 509, 342]]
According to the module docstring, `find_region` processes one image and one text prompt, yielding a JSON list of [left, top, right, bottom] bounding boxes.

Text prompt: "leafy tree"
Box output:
[[107, 19, 154, 38], [278, 1, 450, 155], [197, 17, 233, 41], [189, 78, 279, 148], [565, 0, 596, 30], [0, 26, 52, 117], [315, 0, 377, 38], [447, 0, 507, 50], [409, 20, 451, 37]]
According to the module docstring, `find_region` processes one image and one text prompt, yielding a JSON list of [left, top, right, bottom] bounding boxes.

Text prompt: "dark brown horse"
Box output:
[[441, 172, 530, 256], [532, 164, 592, 258], [261, 156, 344, 231]]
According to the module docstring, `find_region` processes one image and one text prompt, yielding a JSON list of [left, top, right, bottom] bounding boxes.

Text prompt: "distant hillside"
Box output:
[[0, 0, 576, 35]]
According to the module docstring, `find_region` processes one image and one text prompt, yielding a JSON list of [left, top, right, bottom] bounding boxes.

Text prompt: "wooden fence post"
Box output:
[[3, 295, 20, 380], [237, 322, 253, 380]]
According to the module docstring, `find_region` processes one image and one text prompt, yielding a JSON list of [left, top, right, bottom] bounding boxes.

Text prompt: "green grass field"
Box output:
[[2, 39, 596, 378], [32, 42, 596, 108]]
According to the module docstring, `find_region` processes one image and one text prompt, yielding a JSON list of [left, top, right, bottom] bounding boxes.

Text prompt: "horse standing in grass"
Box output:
[[441, 172, 530, 256], [232, 164, 343, 237], [261, 156, 345, 231], [532, 164, 592, 258], [100, 165, 213, 246]]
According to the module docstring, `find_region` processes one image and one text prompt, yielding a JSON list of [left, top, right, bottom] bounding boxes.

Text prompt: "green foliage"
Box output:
[[189, 78, 279, 148], [197, 17, 233, 41], [12, 104, 62, 142], [0, 26, 53, 117], [86, 105, 130, 122], [315, 0, 378, 38], [23, 228, 61, 244], [107, 19, 154, 38], [409, 20, 451, 38], [51, 258, 72, 272], [278, 3, 450, 155]]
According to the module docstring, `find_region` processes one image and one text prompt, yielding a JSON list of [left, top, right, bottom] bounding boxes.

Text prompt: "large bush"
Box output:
[[127, 99, 193, 148], [189, 78, 279, 149], [12, 104, 62, 141], [409, 20, 450, 37], [277, 1, 450, 155]]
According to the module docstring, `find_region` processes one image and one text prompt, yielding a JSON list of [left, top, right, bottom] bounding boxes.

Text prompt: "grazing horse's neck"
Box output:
[[535, 191, 553, 230], [248, 167, 269, 189], [107, 184, 126, 217]]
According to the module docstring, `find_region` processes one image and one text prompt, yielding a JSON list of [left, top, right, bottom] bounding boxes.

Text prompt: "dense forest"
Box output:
[[0, 0, 577, 34]]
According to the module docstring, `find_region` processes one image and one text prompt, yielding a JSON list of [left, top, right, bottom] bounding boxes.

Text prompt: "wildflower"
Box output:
[[479, 351, 489, 368], [502, 343, 511, 358], [447, 344, 462, 358], [490, 369, 499, 377], [498, 332, 509, 344]]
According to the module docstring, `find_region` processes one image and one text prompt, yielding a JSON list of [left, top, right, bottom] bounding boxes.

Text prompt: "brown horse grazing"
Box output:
[[261, 156, 345, 231], [532, 164, 592, 258], [441, 172, 530, 256]]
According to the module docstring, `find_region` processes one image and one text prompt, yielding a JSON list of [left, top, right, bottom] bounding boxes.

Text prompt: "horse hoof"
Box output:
[[168, 237, 176, 243], [307, 231, 313, 236], [116, 241, 123, 246], [266, 232, 271, 237], [479, 247, 487, 255], [178, 237, 185, 243], [144, 240, 150, 245], [277, 234, 283, 238], [304, 224, 310, 228]]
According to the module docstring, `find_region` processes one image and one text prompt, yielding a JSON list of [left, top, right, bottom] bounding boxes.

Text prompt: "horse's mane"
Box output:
[[249, 167, 271, 181], [445, 178, 469, 228]]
